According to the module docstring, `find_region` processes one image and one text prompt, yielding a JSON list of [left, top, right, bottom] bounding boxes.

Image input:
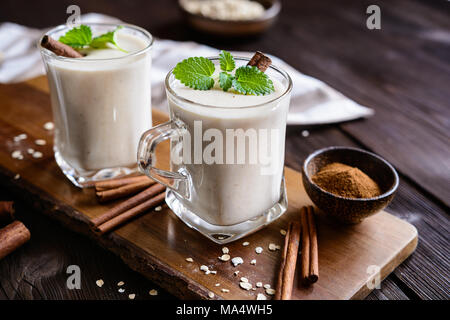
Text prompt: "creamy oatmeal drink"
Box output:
[[40, 24, 153, 187], [139, 51, 292, 243]]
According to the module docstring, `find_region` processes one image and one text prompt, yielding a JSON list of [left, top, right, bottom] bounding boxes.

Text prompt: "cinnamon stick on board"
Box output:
[[41, 35, 83, 58], [307, 206, 319, 283], [0, 221, 31, 260], [96, 179, 155, 203], [94, 192, 166, 235], [274, 220, 301, 300], [91, 183, 166, 227], [247, 51, 272, 72], [0, 201, 15, 227], [95, 175, 153, 192], [300, 206, 311, 285]]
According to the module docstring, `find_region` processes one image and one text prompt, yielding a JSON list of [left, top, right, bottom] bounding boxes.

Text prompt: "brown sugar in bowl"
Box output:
[[302, 146, 399, 224]]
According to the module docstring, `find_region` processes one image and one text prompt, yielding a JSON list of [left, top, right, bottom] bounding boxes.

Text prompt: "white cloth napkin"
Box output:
[[0, 13, 374, 125]]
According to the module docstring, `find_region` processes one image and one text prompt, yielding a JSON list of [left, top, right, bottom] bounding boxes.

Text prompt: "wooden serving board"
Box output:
[[0, 77, 418, 300]]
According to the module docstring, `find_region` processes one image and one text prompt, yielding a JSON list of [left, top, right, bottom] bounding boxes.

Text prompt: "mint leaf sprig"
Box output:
[[58, 25, 127, 53], [173, 50, 274, 96]]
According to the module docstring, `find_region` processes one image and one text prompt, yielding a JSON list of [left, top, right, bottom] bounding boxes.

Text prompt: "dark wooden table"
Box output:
[[0, 0, 448, 300]]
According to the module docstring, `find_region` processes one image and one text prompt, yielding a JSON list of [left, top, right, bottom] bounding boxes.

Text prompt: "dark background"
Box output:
[[0, 0, 449, 300]]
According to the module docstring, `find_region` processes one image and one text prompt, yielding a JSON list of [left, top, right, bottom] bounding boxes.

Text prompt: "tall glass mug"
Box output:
[[138, 57, 292, 243], [39, 24, 153, 187]]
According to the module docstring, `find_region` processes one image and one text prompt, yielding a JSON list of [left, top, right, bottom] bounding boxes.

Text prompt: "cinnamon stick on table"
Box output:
[[0, 221, 31, 260], [94, 192, 166, 235], [0, 201, 15, 227], [300, 206, 319, 285], [247, 51, 272, 72], [94, 175, 153, 192], [41, 35, 83, 58], [91, 183, 166, 228], [307, 206, 319, 283], [275, 220, 301, 300], [96, 179, 155, 203]]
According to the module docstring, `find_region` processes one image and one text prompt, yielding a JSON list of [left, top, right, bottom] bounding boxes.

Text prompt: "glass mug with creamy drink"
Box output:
[[138, 52, 292, 243], [39, 23, 153, 187]]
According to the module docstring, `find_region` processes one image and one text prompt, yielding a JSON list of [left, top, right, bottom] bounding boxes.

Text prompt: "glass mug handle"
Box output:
[[137, 120, 191, 199]]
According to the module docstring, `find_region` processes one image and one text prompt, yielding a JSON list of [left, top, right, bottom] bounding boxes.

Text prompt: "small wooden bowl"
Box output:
[[179, 0, 281, 37], [302, 146, 399, 224]]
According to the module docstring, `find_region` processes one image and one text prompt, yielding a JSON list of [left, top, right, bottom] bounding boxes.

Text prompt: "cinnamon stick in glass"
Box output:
[[91, 183, 165, 227], [247, 51, 272, 72], [0, 221, 31, 260], [41, 35, 83, 58]]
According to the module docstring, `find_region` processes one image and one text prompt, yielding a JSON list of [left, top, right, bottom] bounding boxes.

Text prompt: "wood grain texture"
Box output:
[[0, 77, 418, 300]]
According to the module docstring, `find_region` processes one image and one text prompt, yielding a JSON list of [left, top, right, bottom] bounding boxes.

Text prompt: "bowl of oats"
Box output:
[[179, 0, 281, 36]]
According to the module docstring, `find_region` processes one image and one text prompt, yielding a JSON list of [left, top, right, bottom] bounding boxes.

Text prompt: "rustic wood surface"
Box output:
[[0, 78, 418, 300], [0, 0, 449, 300]]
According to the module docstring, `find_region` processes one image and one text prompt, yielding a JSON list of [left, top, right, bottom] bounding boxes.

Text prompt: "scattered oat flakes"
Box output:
[[149, 289, 158, 296], [263, 284, 271, 289], [239, 282, 252, 290], [27, 148, 34, 154], [14, 174, 20, 180], [222, 247, 229, 254], [154, 205, 162, 211], [257, 293, 267, 300], [219, 254, 230, 261], [256, 282, 263, 288], [186, 257, 194, 262], [280, 229, 287, 236], [250, 259, 256, 265], [32, 151, 43, 159], [210, 270, 217, 274], [255, 247, 263, 254], [302, 130, 310, 137], [234, 271, 240, 276], [231, 257, 243, 267], [208, 291, 215, 298], [200, 265, 209, 272], [95, 279, 104, 287], [118, 288, 125, 293], [265, 288, 276, 295], [242, 241, 250, 246], [35, 139, 46, 146], [128, 294, 136, 300], [117, 281, 124, 286], [11, 150, 23, 160], [269, 243, 280, 251], [205, 270, 211, 275], [215, 283, 221, 287], [240, 277, 249, 283], [44, 122, 54, 130], [221, 288, 230, 293], [13, 134, 27, 142]]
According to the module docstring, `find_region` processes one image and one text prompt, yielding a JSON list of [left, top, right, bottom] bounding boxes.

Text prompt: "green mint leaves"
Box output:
[[59, 25, 127, 52], [233, 66, 275, 96], [219, 72, 234, 91], [173, 50, 274, 95], [173, 57, 215, 90], [58, 25, 92, 48], [219, 50, 235, 72]]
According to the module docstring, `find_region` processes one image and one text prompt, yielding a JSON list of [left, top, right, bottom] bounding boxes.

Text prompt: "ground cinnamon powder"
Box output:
[[312, 162, 381, 198]]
